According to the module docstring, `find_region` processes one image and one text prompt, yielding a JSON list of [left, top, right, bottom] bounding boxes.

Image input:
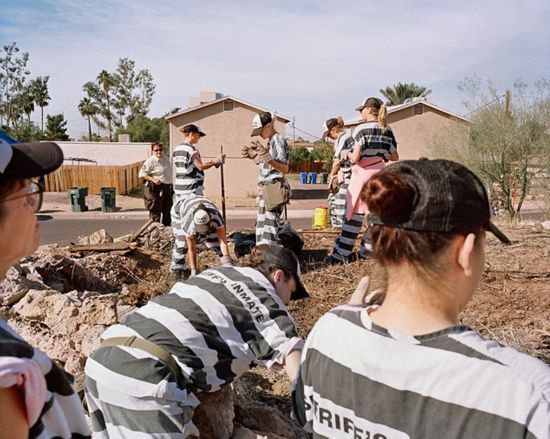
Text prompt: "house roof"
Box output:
[[345, 100, 470, 126], [165, 95, 292, 123]]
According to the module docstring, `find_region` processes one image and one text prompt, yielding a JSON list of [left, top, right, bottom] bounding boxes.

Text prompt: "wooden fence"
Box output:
[[289, 161, 328, 173], [44, 161, 144, 195]]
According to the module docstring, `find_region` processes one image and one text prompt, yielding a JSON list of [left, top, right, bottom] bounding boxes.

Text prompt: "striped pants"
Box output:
[[170, 200, 221, 273], [255, 195, 283, 245], [330, 213, 373, 261], [328, 180, 350, 228]]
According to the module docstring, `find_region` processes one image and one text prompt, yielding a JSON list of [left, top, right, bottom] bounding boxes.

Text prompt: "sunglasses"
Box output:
[[3, 180, 44, 213], [153, 149, 163, 152]]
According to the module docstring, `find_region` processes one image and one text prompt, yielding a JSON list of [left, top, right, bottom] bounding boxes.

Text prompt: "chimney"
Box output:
[[188, 91, 224, 107]]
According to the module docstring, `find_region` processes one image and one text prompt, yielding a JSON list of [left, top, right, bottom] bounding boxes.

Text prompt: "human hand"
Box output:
[[339, 149, 350, 161], [241, 145, 258, 160], [213, 154, 225, 167], [151, 178, 161, 185], [253, 151, 272, 165], [348, 276, 385, 306]]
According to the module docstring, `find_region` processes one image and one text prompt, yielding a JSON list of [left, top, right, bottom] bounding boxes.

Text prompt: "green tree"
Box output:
[[111, 58, 155, 125], [97, 69, 113, 140], [6, 120, 44, 143], [18, 83, 35, 123], [429, 77, 550, 221], [44, 113, 69, 141], [78, 97, 98, 141], [116, 115, 167, 143], [380, 82, 432, 106], [0, 42, 30, 128], [290, 147, 311, 163], [29, 76, 50, 132]]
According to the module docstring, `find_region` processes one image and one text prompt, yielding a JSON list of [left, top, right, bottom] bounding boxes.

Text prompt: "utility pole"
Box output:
[[504, 90, 511, 116], [292, 116, 295, 148]]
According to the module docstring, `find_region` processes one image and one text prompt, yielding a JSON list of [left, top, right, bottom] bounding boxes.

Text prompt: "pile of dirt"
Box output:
[[0, 222, 548, 437]]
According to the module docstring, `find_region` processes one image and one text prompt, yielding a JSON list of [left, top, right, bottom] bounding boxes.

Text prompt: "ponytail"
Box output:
[[378, 105, 388, 133], [336, 116, 345, 129]]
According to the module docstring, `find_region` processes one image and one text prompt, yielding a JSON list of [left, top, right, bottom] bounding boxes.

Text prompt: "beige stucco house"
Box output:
[[166, 92, 291, 199], [345, 98, 469, 160]]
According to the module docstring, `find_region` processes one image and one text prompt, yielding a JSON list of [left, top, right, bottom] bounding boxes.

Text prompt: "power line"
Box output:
[[292, 125, 324, 141], [462, 94, 506, 118]]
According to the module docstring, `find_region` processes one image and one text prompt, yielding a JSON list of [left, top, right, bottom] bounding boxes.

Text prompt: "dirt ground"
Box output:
[[108, 223, 550, 415], [2, 222, 548, 435]]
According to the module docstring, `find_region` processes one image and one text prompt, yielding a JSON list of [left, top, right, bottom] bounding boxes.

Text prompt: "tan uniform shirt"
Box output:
[[139, 156, 173, 184]]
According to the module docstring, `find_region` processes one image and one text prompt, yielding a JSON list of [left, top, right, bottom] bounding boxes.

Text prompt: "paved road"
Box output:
[[38, 216, 313, 245]]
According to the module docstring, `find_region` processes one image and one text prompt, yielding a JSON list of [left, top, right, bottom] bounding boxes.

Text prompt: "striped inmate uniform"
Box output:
[[293, 305, 550, 439], [170, 195, 225, 273], [328, 132, 354, 228], [256, 133, 290, 245], [172, 143, 204, 197], [85, 266, 303, 438], [330, 122, 397, 262], [0, 320, 91, 439]]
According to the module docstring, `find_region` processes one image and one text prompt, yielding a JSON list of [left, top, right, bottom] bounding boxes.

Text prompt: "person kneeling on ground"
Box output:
[[85, 244, 309, 438], [170, 195, 232, 280], [293, 159, 549, 438]]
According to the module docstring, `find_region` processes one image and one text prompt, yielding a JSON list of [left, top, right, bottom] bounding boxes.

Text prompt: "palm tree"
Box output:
[[97, 70, 113, 141], [30, 76, 50, 132], [78, 97, 98, 141], [380, 82, 432, 106], [19, 84, 35, 123]]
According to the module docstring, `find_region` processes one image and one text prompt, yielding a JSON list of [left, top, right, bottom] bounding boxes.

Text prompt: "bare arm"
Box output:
[[267, 159, 289, 174], [349, 145, 361, 164], [192, 154, 217, 171], [185, 236, 198, 271], [283, 349, 302, 382], [0, 386, 29, 439], [330, 159, 341, 177], [216, 226, 230, 257]]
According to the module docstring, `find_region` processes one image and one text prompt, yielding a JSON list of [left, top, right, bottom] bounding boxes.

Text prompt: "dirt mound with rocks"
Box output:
[[1, 222, 548, 437]]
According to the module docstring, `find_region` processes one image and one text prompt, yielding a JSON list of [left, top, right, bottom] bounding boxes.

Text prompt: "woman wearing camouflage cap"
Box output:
[[294, 159, 549, 438]]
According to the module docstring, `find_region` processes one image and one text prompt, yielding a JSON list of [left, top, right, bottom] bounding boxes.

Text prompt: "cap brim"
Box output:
[[291, 276, 309, 300], [199, 132, 206, 137], [487, 222, 511, 244], [251, 127, 263, 137], [2, 142, 63, 180], [355, 105, 365, 112]]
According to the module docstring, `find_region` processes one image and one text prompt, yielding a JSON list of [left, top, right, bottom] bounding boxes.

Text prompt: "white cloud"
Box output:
[[1, 0, 548, 139]]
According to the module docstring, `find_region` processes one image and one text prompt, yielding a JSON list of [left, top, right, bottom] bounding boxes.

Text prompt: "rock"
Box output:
[[0, 266, 50, 306], [193, 385, 235, 439], [80, 325, 106, 357], [78, 229, 114, 245], [12, 289, 80, 333], [542, 220, 550, 230], [79, 295, 118, 325], [65, 353, 85, 375]]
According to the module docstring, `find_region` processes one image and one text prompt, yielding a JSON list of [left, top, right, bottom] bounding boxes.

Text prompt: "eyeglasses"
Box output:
[[3, 180, 44, 213]]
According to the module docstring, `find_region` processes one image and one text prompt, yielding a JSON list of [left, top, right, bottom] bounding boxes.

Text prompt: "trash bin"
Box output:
[[320, 172, 329, 184], [67, 187, 88, 212], [100, 187, 117, 212], [309, 172, 317, 184], [299, 172, 308, 184]]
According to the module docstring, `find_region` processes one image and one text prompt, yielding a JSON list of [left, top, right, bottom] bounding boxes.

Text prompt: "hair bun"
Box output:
[[362, 172, 415, 223]]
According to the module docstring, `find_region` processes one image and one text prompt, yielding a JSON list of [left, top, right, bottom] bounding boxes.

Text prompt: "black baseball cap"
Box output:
[[181, 124, 206, 137], [0, 140, 63, 180], [322, 118, 340, 139], [255, 244, 309, 300], [356, 97, 383, 112], [367, 159, 510, 244]]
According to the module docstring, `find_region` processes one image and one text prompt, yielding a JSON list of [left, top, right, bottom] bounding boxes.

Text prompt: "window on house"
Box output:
[[223, 100, 235, 112], [413, 104, 424, 115]]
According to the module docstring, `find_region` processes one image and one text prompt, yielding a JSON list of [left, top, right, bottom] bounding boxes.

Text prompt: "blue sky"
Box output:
[[1, 0, 549, 139]]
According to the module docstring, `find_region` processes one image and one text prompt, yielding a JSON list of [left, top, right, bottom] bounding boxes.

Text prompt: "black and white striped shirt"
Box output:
[[173, 195, 224, 237], [0, 320, 91, 439], [353, 122, 397, 161], [172, 143, 204, 196], [87, 267, 303, 396], [258, 133, 289, 185], [334, 132, 354, 175], [293, 305, 550, 439]]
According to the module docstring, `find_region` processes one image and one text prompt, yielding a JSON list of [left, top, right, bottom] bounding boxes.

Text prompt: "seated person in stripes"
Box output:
[[293, 159, 549, 438], [170, 195, 232, 280], [84, 244, 309, 438]]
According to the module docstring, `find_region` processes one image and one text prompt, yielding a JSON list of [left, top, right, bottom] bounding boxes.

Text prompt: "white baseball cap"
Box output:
[[193, 207, 211, 234], [251, 112, 274, 137]]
